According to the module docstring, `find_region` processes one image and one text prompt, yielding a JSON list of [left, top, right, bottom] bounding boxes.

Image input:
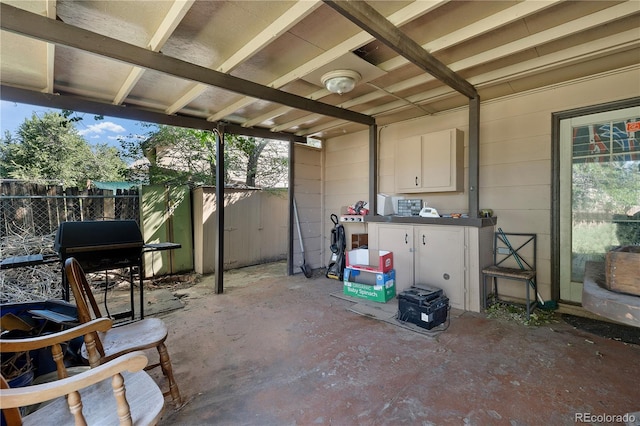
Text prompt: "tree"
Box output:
[[121, 124, 218, 186], [572, 161, 639, 214], [127, 124, 289, 188], [225, 134, 288, 187], [0, 111, 127, 187]]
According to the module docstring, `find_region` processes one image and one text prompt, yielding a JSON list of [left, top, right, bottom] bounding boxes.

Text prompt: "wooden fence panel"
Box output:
[[0, 181, 140, 238]]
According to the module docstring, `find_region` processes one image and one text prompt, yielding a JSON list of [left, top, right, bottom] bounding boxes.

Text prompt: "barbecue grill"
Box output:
[[1, 220, 181, 321], [55, 220, 144, 273], [53, 220, 181, 321], [54, 220, 145, 320]]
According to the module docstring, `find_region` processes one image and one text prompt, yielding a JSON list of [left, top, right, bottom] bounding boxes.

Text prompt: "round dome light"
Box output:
[[321, 70, 361, 95]]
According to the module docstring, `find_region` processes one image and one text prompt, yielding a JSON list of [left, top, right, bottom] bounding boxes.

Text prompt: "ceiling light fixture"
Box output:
[[321, 69, 361, 95]]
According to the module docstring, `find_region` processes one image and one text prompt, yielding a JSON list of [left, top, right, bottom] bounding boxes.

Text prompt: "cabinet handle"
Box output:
[[405, 233, 408, 244], [415, 176, 418, 186], [422, 234, 426, 245]]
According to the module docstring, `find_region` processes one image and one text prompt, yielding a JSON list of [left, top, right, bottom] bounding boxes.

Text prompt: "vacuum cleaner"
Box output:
[[326, 213, 346, 280]]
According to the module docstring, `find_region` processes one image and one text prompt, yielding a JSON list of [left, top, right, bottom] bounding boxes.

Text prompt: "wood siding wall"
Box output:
[[193, 187, 288, 274], [323, 67, 640, 302], [293, 144, 323, 272]]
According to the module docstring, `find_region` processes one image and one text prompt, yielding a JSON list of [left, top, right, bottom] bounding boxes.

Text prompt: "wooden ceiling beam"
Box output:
[[44, 0, 56, 94], [0, 85, 308, 143], [300, 30, 640, 136], [166, 0, 322, 115], [0, 2, 374, 126], [276, 0, 632, 133], [113, 0, 196, 105], [323, 0, 477, 99], [208, 0, 444, 123]]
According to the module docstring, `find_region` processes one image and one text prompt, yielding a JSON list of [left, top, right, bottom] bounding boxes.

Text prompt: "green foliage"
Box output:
[[572, 222, 619, 254], [120, 125, 219, 186], [226, 134, 288, 187], [572, 162, 639, 214], [127, 124, 289, 188], [486, 298, 558, 327], [0, 112, 127, 187]]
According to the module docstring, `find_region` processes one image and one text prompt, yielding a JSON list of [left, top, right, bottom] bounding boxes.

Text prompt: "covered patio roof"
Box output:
[[1, 0, 638, 140]]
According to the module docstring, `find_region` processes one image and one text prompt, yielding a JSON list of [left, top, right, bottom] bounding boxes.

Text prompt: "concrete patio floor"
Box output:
[[139, 262, 639, 426]]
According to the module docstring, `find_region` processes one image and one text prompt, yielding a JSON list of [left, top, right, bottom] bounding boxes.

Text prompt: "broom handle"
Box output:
[[293, 198, 305, 254], [497, 228, 525, 270]]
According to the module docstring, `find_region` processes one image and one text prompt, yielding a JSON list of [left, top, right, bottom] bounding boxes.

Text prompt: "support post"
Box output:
[[288, 140, 295, 275], [468, 96, 480, 219], [368, 124, 378, 216], [214, 124, 225, 294]]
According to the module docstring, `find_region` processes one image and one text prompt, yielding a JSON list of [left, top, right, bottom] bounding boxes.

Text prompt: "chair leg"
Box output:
[[157, 343, 182, 407], [482, 275, 487, 309], [524, 278, 539, 321], [525, 280, 531, 320]]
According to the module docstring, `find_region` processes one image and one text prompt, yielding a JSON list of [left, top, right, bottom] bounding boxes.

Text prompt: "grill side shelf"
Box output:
[[63, 242, 143, 253]]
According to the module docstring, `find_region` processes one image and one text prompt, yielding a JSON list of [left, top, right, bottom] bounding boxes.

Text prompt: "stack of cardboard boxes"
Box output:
[[343, 249, 396, 303]]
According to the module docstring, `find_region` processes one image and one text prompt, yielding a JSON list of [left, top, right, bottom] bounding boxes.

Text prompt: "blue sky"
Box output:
[[0, 100, 151, 149]]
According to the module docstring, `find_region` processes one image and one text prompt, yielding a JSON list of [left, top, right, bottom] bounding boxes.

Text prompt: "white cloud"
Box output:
[[79, 121, 126, 136]]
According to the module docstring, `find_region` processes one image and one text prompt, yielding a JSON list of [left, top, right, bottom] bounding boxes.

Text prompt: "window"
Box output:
[[554, 99, 639, 303]]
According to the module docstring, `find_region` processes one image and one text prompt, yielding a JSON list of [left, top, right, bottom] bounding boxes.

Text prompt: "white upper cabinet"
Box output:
[[395, 128, 464, 193]]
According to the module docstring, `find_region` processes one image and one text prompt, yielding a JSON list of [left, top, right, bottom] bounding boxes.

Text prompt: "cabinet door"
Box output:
[[394, 135, 422, 192], [421, 129, 463, 192], [414, 226, 465, 310], [376, 224, 414, 293]]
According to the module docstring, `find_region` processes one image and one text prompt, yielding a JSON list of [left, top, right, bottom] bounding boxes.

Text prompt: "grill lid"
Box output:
[[54, 220, 143, 253], [54, 220, 144, 272]]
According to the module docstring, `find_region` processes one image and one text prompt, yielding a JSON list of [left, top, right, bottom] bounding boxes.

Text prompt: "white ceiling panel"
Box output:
[[1, 0, 637, 140]]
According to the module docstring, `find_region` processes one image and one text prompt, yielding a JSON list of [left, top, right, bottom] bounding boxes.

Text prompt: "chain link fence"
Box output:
[[1, 183, 139, 303]]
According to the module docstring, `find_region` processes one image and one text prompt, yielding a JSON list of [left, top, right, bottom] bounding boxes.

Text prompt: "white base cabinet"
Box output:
[[368, 222, 494, 312], [414, 226, 465, 310], [374, 224, 415, 293]]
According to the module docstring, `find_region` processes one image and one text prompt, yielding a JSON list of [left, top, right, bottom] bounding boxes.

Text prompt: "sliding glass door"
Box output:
[[558, 104, 639, 303]]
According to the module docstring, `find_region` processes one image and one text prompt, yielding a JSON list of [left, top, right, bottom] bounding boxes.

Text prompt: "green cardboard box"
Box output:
[[343, 268, 396, 303]]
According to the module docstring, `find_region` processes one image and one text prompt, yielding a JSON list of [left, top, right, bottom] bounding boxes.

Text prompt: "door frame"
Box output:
[[551, 96, 640, 303]]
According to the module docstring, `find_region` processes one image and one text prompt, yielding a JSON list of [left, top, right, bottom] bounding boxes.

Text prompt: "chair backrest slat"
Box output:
[[65, 257, 106, 359]]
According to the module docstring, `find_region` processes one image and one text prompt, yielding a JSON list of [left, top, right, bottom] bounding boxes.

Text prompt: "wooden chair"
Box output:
[[0, 318, 164, 426], [64, 257, 182, 407]]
